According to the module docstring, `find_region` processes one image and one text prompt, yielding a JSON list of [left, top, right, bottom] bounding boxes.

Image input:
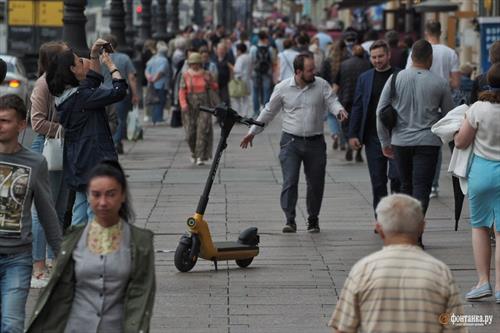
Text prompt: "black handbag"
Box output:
[[170, 106, 182, 128], [379, 70, 400, 131]]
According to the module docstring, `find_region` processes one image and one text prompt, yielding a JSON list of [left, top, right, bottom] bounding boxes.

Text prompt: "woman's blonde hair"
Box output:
[[327, 40, 348, 79]]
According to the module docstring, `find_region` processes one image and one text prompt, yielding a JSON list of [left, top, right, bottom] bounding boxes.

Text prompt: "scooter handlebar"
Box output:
[[240, 117, 265, 127], [199, 105, 264, 127]]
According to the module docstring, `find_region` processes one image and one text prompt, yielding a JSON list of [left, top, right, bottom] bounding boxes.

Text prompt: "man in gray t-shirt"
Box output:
[[0, 94, 62, 332], [101, 34, 139, 155], [376, 40, 454, 248]]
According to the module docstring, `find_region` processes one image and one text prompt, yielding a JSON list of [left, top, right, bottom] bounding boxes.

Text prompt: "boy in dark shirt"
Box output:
[[0, 94, 62, 332]]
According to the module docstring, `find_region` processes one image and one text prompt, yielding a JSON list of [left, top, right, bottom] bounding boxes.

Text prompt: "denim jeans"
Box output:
[[30, 134, 69, 262], [279, 132, 326, 224], [364, 135, 400, 213], [252, 75, 272, 117], [0, 251, 32, 333], [152, 89, 166, 124], [72, 191, 94, 225], [112, 96, 131, 144], [393, 145, 440, 215], [326, 112, 346, 145], [432, 146, 442, 188]]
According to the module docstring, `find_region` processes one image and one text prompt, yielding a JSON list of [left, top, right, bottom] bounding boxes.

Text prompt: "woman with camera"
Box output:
[[45, 39, 127, 226]]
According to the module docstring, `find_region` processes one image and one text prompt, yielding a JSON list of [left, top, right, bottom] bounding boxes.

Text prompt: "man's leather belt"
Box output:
[[285, 133, 323, 141]]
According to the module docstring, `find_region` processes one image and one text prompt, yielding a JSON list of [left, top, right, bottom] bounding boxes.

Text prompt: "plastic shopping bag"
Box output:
[[127, 106, 143, 141]]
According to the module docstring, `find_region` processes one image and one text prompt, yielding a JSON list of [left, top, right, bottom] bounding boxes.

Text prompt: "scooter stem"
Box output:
[[196, 111, 235, 215]]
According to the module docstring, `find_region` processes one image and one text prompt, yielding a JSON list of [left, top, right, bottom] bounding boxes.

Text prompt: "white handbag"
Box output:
[[42, 124, 64, 171]]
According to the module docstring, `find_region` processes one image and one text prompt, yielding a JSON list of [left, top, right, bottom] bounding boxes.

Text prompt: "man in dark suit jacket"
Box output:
[[348, 40, 400, 215]]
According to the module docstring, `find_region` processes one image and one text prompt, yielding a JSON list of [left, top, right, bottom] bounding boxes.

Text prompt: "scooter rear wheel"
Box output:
[[235, 257, 253, 268], [174, 242, 197, 272]]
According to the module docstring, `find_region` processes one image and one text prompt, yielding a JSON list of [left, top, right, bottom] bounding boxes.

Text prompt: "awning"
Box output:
[[334, 0, 389, 9], [414, 0, 459, 13]]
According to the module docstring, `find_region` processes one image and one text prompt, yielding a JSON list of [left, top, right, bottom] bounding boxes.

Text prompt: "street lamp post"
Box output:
[[139, 0, 152, 41], [172, 0, 180, 34], [221, 0, 229, 29], [134, 0, 152, 109], [109, 0, 132, 55], [405, 0, 413, 33], [63, 0, 89, 57], [153, 0, 167, 41], [124, 0, 135, 49], [193, 0, 204, 27]]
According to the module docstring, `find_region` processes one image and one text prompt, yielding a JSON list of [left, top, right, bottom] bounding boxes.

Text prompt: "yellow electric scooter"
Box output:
[[174, 104, 264, 272]]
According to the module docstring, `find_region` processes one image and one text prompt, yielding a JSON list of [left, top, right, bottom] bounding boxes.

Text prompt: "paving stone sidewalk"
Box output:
[[27, 117, 500, 332]]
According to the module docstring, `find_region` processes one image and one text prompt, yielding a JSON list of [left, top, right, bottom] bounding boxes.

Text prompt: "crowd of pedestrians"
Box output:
[[0, 12, 499, 332], [0, 38, 156, 332]]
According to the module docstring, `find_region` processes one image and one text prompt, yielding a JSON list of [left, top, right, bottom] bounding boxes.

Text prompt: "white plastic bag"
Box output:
[[42, 126, 63, 171], [127, 106, 143, 141]]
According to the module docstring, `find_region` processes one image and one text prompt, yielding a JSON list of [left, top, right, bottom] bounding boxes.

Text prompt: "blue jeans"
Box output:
[[30, 134, 69, 262], [364, 134, 400, 213], [326, 113, 346, 145], [393, 145, 440, 215], [0, 252, 32, 333], [152, 89, 166, 124], [252, 75, 272, 117], [112, 96, 131, 144], [279, 133, 326, 224], [72, 191, 94, 225]]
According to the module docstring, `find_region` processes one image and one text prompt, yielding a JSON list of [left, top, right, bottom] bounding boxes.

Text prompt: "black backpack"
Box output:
[[255, 46, 271, 75]]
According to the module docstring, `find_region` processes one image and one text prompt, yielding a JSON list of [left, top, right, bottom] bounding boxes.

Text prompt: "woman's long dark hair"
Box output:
[[479, 63, 500, 104], [88, 160, 135, 223], [37, 41, 66, 77], [45, 49, 79, 96]]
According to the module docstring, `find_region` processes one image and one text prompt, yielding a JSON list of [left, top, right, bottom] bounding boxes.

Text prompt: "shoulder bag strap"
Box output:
[[390, 70, 400, 101]]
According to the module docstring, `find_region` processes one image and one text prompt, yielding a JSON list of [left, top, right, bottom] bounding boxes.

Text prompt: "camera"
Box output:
[[100, 43, 114, 54]]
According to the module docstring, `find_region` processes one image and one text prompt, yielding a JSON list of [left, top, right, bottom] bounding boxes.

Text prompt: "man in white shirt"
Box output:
[[277, 39, 299, 82], [406, 21, 460, 199], [240, 54, 348, 233], [407, 21, 460, 88]]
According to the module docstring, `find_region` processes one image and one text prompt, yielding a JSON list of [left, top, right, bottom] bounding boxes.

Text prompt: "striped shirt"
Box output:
[[329, 244, 467, 333]]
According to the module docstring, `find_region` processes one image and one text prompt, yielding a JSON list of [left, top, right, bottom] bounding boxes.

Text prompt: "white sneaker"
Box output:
[[143, 115, 150, 122], [30, 273, 50, 289], [190, 156, 196, 164], [196, 158, 205, 166], [429, 186, 439, 198]]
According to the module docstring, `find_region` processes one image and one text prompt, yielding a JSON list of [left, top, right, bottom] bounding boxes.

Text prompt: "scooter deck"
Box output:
[[213, 241, 258, 252]]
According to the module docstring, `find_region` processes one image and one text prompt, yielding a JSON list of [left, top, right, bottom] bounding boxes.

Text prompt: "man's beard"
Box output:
[[301, 74, 315, 84]]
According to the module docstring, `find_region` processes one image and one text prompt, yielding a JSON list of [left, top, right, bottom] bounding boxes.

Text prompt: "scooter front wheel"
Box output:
[[174, 242, 197, 272], [235, 257, 253, 268]]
